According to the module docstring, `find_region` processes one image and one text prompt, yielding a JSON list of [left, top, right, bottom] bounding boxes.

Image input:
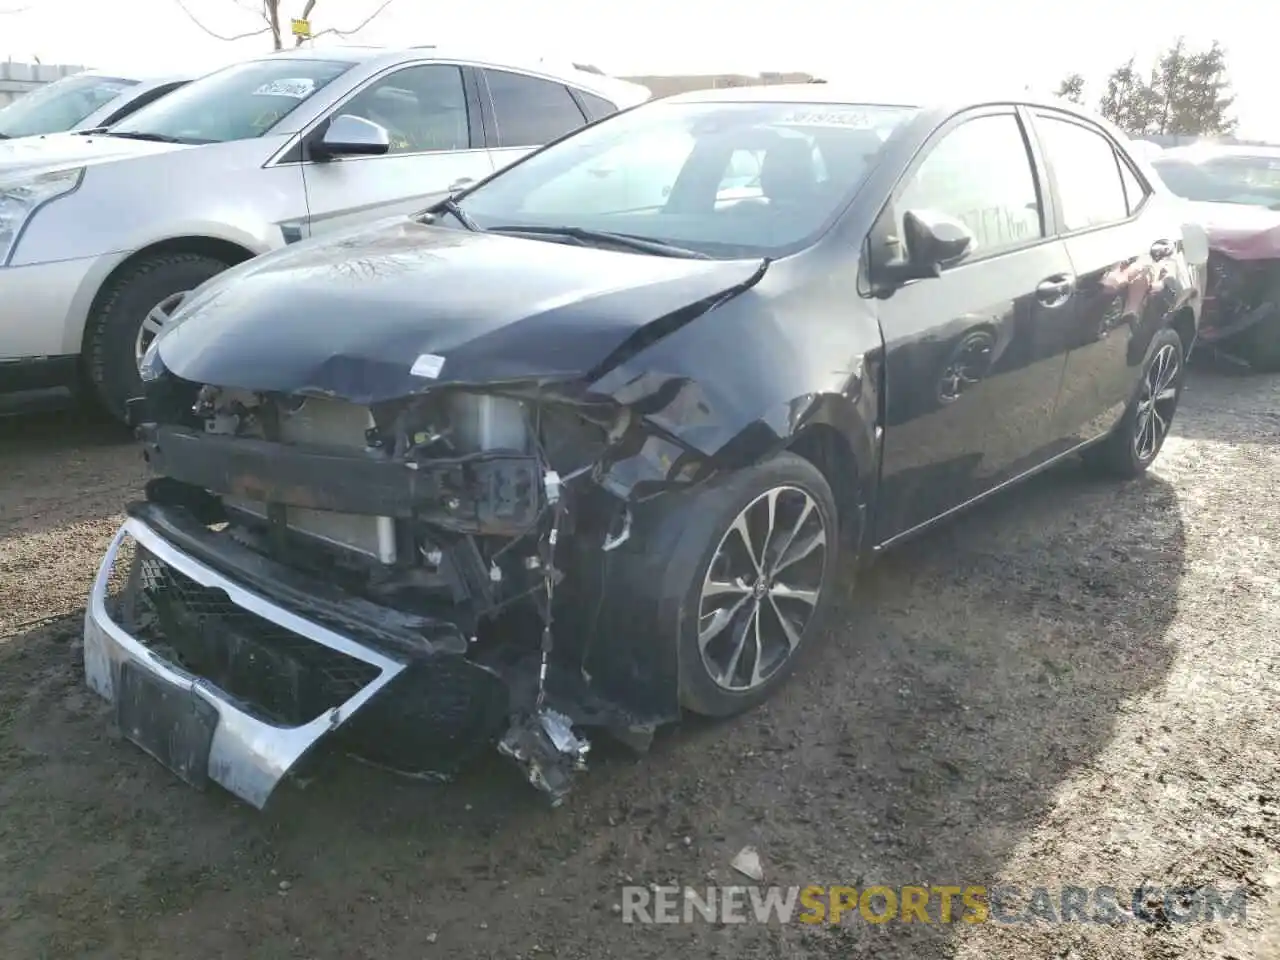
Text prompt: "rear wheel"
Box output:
[[1082, 327, 1185, 479], [86, 253, 230, 421]]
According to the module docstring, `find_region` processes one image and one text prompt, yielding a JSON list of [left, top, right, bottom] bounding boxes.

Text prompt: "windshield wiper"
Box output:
[[486, 225, 712, 259], [422, 196, 482, 232], [97, 130, 194, 144]]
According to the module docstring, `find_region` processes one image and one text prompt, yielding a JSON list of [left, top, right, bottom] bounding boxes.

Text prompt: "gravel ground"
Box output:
[[0, 365, 1277, 960]]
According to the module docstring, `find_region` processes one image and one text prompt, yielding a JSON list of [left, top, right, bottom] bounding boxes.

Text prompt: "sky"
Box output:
[[2, 0, 1276, 140]]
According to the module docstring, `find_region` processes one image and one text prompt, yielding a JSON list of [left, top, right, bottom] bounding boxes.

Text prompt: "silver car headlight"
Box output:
[[0, 167, 85, 265]]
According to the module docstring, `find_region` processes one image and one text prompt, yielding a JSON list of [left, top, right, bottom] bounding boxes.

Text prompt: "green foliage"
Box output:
[[1087, 38, 1236, 137], [1055, 73, 1086, 105]]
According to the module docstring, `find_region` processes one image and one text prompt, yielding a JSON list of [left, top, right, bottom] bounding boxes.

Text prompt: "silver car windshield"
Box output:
[[458, 100, 920, 258], [0, 74, 137, 139], [109, 58, 352, 144]]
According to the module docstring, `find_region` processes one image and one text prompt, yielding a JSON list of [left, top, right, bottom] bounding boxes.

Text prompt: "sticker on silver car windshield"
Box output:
[[252, 78, 318, 99], [410, 353, 446, 379]]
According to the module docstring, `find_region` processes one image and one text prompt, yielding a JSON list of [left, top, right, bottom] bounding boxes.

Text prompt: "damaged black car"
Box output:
[[85, 87, 1205, 808]]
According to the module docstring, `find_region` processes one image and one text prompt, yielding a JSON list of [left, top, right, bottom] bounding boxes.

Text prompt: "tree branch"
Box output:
[[309, 0, 397, 40], [170, 0, 271, 41], [294, 0, 318, 46]]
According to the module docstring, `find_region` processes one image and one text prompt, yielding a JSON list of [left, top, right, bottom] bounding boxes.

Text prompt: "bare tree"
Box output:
[[173, 0, 397, 51]]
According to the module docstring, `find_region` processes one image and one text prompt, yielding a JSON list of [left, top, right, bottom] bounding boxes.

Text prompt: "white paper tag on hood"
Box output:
[[410, 353, 446, 378]]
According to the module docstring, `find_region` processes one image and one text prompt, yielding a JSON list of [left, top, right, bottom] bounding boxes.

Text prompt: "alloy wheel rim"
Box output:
[[697, 485, 829, 692], [134, 291, 189, 369], [1134, 343, 1180, 462]]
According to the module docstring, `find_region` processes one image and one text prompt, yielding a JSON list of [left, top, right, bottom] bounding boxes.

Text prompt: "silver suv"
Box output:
[[0, 47, 649, 417]]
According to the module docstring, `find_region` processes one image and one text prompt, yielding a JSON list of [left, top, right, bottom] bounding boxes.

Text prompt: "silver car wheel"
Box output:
[[134, 291, 189, 369], [1134, 342, 1181, 462], [697, 485, 829, 692]]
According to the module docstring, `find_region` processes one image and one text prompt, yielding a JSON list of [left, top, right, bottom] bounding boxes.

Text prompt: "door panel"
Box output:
[[300, 63, 495, 238], [872, 110, 1077, 543], [1031, 112, 1174, 448]]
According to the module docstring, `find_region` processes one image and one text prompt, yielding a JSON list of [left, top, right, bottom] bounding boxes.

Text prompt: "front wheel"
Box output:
[[1082, 327, 1185, 479], [672, 452, 841, 718], [85, 253, 230, 421]]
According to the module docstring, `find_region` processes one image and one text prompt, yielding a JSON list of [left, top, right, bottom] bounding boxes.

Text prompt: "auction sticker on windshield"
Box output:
[[252, 78, 318, 99]]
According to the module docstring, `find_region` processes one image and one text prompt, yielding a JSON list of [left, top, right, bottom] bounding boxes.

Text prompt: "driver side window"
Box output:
[[897, 112, 1044, 262], [338, 65, 471, 156]]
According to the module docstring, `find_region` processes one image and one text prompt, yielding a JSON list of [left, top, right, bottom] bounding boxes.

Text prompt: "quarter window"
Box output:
[[1036, 115, 1130, 230], [576, 90, 619, 121], [1117, 156, 1149, 215], [484, 70, 588, 148], [898, 113, 1044, 260], [339, 64, 470, 155]]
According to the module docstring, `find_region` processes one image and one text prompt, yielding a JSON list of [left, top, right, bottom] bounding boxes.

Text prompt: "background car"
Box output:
[[1150, 144, 1280, 370], [87, 85, 1203, 808], [0, 69, 194, 141], [0, 47, 649, 418]]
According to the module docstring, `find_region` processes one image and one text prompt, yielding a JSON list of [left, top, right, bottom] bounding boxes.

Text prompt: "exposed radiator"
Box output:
[[225, 397, 398, 563]]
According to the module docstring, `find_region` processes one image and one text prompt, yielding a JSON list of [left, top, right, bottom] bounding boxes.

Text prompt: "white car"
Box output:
[[0, 47, 649, 418], [0, 69, 194, 140]]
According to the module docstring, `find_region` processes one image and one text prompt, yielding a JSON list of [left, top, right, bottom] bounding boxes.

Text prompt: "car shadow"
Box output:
[[0, 446, 1190, 959]]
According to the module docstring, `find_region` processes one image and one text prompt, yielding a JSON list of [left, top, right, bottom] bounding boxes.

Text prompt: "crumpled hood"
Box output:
[[156, 217, 767, 403], [1184, 200, 1280, 261], [0, 132, 188, 179]]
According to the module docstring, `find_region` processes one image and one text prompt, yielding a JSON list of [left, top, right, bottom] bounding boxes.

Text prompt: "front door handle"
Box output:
[[1035, 274, 1074, 306], [449, 177, 475, 192], [1150, 238, 1175, 260]]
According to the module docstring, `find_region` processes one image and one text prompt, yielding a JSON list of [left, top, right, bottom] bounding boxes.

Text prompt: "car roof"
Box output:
[[74, 67, 198, 84], [1157, 143, 1280, 162], [251, 45, 650, 106]]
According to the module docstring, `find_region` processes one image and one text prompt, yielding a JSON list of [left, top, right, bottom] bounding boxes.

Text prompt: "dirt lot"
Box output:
[[1, 366, 1277, 960]]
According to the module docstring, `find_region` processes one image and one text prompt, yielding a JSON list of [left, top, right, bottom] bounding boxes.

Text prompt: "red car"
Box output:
[[1151, 144, 1280, 370]]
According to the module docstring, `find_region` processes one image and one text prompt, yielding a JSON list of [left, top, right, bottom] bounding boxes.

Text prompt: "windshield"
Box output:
[[1152, 153, 1280, 209], [0, 74, 137, 138], [110, 58, 352, 144], [457, 100, 920, 258]]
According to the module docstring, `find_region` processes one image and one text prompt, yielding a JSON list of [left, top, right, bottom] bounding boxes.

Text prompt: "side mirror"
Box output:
[[313, 115, 391, 160], [874, 209, 975, 292], [902, 208, 974, 272]]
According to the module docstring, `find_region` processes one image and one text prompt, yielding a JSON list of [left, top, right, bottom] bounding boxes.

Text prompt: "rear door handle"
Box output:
[[449, 177, 475, 192], [1036, 274, 1074, 306], [1150, 238, 1175, 260]]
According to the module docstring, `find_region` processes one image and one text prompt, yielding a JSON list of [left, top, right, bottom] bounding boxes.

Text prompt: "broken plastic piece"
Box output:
[[497, 709, 590, 806], [544, 469, 562, 504]]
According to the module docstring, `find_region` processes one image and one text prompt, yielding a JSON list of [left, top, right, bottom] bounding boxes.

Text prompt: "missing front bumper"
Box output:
[[84, 517, 595, 807]]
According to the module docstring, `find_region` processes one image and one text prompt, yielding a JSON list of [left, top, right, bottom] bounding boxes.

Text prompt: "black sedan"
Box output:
[[84, 85, 1207, 807]]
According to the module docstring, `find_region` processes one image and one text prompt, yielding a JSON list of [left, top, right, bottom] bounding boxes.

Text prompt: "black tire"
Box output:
[[664, 452, 841, 718], [86, 253, 230, 421], [1082, 326, 1186, 479]]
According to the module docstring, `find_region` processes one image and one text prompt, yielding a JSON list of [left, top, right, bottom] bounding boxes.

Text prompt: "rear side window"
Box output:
[[897, 112, 1044, 260], [1035, 115, 1130, 231], [576, 90, 619, 121], [484, 69, 588, 148]]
